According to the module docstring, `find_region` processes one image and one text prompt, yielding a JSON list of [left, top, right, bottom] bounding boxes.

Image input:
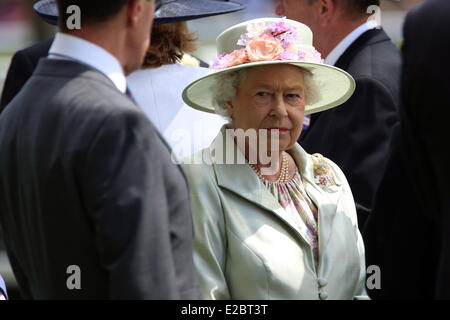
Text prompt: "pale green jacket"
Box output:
[[182, 127, 366, 300]]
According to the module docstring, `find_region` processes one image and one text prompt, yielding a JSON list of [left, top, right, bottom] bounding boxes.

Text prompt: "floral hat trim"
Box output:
[[212, 19, 323, 70]]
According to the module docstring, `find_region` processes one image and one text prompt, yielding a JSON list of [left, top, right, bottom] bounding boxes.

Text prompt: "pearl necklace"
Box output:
[[250, 152, 289, 184]]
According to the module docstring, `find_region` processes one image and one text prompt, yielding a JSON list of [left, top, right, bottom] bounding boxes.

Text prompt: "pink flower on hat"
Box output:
[[246, 35, 284, 62], [246, 22, 267, 38], [278, 51, 297, 61], [268, 21, 293, 36], [301, 48, 323, 63], [212, 54, 233, 69], [227, 49, 249, 67], [212, 49, 249, 70], [212, 19, 324, 70]]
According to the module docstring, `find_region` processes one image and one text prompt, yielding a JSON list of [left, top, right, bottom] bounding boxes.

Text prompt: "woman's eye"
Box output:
[[255, 92, 270, 97], [286, 93, 301, 99]]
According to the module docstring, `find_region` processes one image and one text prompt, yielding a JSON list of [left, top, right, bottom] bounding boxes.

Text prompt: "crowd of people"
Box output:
[[0, 0, 448, 300]]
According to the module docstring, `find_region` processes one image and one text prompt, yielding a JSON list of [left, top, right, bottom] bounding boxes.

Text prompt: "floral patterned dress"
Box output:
[[261, 171, 320, 267]]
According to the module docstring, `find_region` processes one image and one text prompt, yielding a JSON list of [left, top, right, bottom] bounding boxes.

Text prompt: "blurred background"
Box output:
[[0, 0, 423, 299]]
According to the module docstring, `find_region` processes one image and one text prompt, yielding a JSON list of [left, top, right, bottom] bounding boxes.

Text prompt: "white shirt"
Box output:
[[325, 20, 379, 66], [127, 63, 227, 159], [48, 32, 127, 93]]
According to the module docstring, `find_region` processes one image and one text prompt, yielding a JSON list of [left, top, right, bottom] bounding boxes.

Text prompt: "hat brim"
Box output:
[[33, 0, 245, 26], [33, 0, 58, 26], [182, 60, 356, 115], [154, 0, 246, 25]]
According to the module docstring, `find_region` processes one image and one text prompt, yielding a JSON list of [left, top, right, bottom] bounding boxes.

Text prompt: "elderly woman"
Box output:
[[181, 18, 366, 300]]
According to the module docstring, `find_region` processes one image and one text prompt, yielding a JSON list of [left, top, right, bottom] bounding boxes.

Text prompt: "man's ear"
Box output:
[[275, 1, 285, 17], [317, 0, 336, 26], [127, 0, 145, 27]]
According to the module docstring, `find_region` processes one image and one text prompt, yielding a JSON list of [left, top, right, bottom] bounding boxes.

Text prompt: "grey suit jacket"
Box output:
[[0, 58, 201, 299]]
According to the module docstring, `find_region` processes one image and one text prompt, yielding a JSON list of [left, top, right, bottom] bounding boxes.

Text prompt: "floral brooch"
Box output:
[[212, 19, 323, 70], [312, 154, 341, 192]]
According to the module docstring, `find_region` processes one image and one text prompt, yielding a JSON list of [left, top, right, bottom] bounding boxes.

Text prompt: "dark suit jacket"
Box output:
[[0, 58, 202, 299], [363, 0, 450, 299], [363, 124, 441, 299], [299, 29, 401, 229], [0, 39, 53, 113]]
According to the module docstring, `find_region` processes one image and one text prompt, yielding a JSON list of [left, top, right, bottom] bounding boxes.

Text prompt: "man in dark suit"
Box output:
[[276, 0, 400, 229], [0, 40, 53, 113], [364, 0, 450, 299], [0, 0, 58, 113], [0, 0, 201, 299]]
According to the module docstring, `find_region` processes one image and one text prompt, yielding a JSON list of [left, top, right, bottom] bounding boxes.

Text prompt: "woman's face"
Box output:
[[227, 64, 306, 153]]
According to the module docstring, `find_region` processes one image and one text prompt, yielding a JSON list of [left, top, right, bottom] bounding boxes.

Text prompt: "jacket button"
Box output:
[[318, 279, 327, 287], [319, 292, 328, 300]]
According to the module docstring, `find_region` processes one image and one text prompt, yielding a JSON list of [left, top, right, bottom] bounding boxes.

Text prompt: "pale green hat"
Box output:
[[182, 17, 355, 115]]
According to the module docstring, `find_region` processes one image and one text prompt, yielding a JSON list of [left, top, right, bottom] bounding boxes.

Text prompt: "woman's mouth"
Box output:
[[266, 128, 290, 133]]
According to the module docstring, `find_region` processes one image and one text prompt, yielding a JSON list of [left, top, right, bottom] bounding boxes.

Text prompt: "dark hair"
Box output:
[[343, 0, 380, 14], [307, 0, 380, 15], [142, 22, 197, 68], [56, 0, 130, 30]]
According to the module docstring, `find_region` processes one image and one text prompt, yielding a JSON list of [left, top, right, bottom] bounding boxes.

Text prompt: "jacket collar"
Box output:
[[34, 58, 118, 91], [300, 28, 392, 141], [210, 126, 342, 262], [325, 20, 379, 66], [334, 28, 391, 70]]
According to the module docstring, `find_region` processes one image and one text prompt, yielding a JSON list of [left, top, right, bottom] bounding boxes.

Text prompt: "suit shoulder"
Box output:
[[347, 42, 401, 106], [56, 75, 143, 119], [48, 76, 158, 143], [347, 37, 401, 84], [17, 39, 53, 58]]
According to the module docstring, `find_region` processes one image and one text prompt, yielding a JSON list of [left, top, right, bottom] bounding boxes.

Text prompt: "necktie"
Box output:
[[125, 86, 136, 103]]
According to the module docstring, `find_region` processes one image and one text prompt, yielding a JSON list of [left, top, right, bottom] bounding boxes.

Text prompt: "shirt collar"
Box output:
[[48, 32, 127, 93], [324, 20, 379, 66]]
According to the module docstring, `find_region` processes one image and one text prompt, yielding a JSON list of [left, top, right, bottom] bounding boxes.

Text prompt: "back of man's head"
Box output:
[[341, 0, 380, 17], [330, 0, 380, 17], [55, 0, 156, 75], [307, 0, 380, 17], [56, 0, 130, 31]]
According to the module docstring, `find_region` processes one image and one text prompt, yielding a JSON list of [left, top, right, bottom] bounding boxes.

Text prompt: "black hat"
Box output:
[[33, 0, 245, 26]]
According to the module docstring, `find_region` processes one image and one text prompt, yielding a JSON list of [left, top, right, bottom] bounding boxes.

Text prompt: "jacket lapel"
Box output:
[[334, 28, 390, 70], [300, 29, 390, 143], [210, 127, 344, 253], [289, 145, 343, 263], [211, 127, 312, 246]]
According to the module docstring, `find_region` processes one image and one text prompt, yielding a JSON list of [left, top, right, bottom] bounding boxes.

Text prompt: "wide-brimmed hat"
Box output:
[[33, 0, 57, 25], [33, 0, 245, 26], [182, 17, 355, 115]]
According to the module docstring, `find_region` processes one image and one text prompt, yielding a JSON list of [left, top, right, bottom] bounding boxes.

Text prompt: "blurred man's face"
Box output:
[[126, 0, 155, 74], [275, 0, 320, 36]]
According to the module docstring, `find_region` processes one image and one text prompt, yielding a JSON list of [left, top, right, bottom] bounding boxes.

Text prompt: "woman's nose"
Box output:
[[270, 95, 288, 118], [275, 1, 285, 16]]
